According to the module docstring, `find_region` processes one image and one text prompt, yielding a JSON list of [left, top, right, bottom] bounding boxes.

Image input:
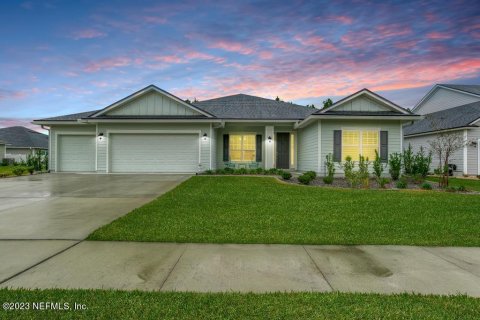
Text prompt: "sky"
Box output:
[[1, 0, 480, 131]]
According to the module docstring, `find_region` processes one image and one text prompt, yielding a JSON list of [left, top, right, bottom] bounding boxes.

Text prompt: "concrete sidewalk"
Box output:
[[1, 241, 479, 297]]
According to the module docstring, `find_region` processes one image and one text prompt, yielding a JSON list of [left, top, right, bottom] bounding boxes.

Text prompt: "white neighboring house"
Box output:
[[404, 84, 480, 176], [0, 126, 49, 162]]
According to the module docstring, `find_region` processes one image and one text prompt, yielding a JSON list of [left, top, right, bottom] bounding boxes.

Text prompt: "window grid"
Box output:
[[342, 129, 379, 161], [230, 134, 256, 162]]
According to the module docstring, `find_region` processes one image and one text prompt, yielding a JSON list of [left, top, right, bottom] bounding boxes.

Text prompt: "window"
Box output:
[[342, 130, 379, 161], [290, 133, 295, 167], [230, 134, 256, 162]]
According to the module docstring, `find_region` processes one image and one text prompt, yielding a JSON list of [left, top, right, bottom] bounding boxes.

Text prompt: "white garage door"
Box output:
[[57, 135, 95, 172], [109, 133, 199, 173]]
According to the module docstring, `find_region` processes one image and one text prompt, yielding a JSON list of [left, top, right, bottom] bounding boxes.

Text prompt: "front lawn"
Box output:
[[0, 165, 30, 177], [88, 176, 480, 246], [427, 176, 480, 192], [0, 289, 478, 319]]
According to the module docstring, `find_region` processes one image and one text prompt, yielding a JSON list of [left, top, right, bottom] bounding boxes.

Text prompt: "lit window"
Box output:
[[342, 130, 379, 161], [290, 133, 295, 166], [230, 134, 256, 162]]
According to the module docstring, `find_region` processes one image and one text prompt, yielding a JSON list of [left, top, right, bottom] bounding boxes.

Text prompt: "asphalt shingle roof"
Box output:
[[36, 110, 99, 121], [0, 126, 48, 148], [194, 94, 316, 119], [440, 84, 480, 96], [404, 101, 480, 136]]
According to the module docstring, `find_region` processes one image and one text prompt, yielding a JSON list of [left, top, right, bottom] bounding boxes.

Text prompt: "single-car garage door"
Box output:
[[57, 135, 95, 172], [109, 133, 199, 173]]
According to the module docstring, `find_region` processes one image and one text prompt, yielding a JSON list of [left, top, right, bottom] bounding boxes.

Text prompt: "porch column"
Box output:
[[265, 126, 274, 169]]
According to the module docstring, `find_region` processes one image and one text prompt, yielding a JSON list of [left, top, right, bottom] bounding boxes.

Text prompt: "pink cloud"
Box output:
[[376, 24, 412, 38], [0, 119, 45, 133], [326, 15, 353, 24], [294, 35, 338, 52], [393, 40, 419, 49], [209, 40, 254, 55], [341, 25, 411, 47], [426, 32, 453, 40], [84, 57, 132, 72], [0, 89, 27, 100], [258, 51, 273, 59], [71, 29, 107, 40]]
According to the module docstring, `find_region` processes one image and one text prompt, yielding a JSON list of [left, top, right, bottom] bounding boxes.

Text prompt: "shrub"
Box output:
[[325, 153, 335, 180], [457, 185, 467, 192], [304, 171, 317, 180], [379, 177, 390, 189], [281, 171, 292, 180], [215, 168, 225, 174], [446, 186, 457, 192], [27, 166, 34, 174], [403, 143, 414, 175], [265, 168, 279, 175], [421, 182, 432, 190], [342, 156, 358, 188], [1, 158, 8, 166], [298, 173, 314, 185], [388, 153, 402, 181], [223, 167, 234, 174], [412, 173, 424, 184], [0, 173, 7, 178], [322, 176, 333, 184], [372, 150, 384, 181], [255, 167, 264, 174], [204, 170, 213, 175], [412, 146, 432, 178], [233, 168, 248, 175], [357, 155, 370, 188], [396, 179, 407, 189], [12, 167, 25, 176]]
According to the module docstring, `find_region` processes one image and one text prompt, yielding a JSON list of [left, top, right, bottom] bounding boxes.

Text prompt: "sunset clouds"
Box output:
[[0, 0, 479, 125]]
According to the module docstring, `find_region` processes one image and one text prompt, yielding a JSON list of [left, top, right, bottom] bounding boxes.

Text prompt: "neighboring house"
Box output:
[[0, 126, 49, 162], [0, 140, 6, 160], [404, 84, 480, 176], [32, 85, 419, 175]]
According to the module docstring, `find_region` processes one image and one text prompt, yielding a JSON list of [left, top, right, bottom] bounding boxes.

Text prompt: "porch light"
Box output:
[[268, 136, 272, 143], [202, 133, 208, 141], [98, 132, 104, 142]]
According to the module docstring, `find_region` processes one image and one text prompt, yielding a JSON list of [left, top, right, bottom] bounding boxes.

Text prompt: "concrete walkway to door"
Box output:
[[1, 242, 479, 297]]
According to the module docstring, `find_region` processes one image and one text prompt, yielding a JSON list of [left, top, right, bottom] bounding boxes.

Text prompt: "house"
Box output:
[[404, 84, 480, 176], [0, 126, 49, 162], [32, 85, 419, 175], [0, 140, 5, 160]]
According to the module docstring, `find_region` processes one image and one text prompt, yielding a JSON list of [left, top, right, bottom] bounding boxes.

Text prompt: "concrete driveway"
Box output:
[[0, 173, 189, 240]]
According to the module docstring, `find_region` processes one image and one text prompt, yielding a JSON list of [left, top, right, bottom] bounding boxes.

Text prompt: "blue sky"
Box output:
[[1, 0, 479, 130]]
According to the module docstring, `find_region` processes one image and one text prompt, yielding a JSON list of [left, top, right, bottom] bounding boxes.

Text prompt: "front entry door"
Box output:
[[276, 133, 290, 169]]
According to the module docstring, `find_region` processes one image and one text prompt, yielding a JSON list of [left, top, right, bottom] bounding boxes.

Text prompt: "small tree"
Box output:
[[402, 143, 414, 175], [322, 98, 333, 109], [428, 132, 465, 187], [373, 150, 384, 181]]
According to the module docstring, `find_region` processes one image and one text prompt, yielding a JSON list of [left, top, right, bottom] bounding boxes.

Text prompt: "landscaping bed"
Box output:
[[0, 289, 478, 320]]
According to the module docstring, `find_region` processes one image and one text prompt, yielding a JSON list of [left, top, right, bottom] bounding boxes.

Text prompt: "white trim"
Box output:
[[468, 117, 480, 126], [320, 89, 411, 114], [463, 130, 468, 175], [209, 123, 212, 170], [54, 131, 96, 172], [95, 124, 98, 171], [91, 86, 213, 118], [478, 138, 480, 176], [400, 121, 403, 152], [296, 115, 420, 129], [32, 121, 91, 125], [317, 120, 321, 173], [105, 129, 202, 173], [413, 85, 480, 112], [404, 127, 472, 138]]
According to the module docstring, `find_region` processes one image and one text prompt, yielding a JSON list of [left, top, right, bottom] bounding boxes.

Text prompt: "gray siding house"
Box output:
[[0, 126, 48, 162], [33, 85, 418, 175], [404, 84, 480, 176]]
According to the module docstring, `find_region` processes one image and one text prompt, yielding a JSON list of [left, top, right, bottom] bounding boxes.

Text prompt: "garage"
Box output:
[[57, 135, 96, 172], [109, 133, 199, 173]]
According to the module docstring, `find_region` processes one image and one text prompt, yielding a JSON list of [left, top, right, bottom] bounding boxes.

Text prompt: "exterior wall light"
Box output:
[[98, 132, 104, 142], [268, 136, 272, 143], [202, 133, 208, 141]]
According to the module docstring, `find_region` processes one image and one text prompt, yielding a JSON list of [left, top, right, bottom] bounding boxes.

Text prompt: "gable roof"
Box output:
[[0, 126, 48, 149], [194, 94, 316, 120], [404, 100, 480, 136], [90, 85, 214, 118], [317, 88, 413, 115], [413, 84, 480, 112]]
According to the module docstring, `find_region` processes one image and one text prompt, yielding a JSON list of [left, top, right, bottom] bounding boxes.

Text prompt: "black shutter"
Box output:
[[380, 131, 388, 163], [223, 134, 229, 161], [256, 134, 262, 162], [333, 130, 342, 162]]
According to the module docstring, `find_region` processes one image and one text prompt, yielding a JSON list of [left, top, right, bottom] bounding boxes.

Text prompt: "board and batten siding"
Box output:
[[333, 96, 391, 112], [320, 120, 402, 176], [96, 123, 211, 173], [415, 87, 480, 115], [404, 132, 464, 174], [106, 91, 202, 117], [49, 125, 96, 172], [297, 122, 318, 172]]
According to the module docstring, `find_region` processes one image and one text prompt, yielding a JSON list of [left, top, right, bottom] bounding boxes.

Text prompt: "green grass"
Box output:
[[426, 176, 480, 192], [88, 176, 480, 246], [0, 289, 478, 319], [0, 165, 29, 177]]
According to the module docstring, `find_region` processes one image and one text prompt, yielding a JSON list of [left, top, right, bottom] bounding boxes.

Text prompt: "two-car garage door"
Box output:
[[109, 133, 199, 173]]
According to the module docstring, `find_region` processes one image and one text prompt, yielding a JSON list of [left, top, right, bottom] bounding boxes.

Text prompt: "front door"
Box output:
[[276, 133, 290, 169]]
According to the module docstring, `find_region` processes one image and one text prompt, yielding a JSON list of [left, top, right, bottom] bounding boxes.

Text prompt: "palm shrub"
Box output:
[[388, 153, 402, 180], [323, 153, 335, 184]]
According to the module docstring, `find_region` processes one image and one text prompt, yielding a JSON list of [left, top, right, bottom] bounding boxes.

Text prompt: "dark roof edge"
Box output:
[[404, 125, 478, 137]]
